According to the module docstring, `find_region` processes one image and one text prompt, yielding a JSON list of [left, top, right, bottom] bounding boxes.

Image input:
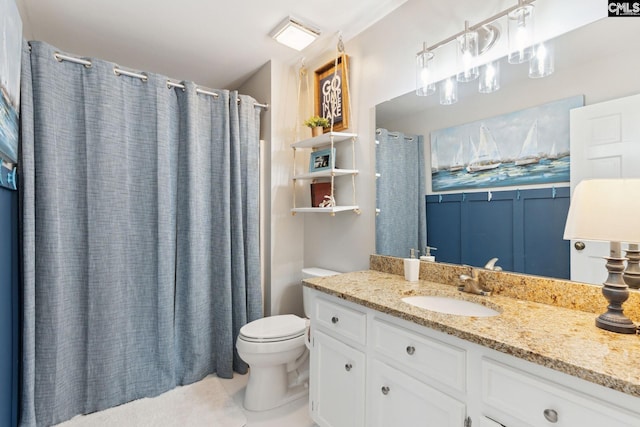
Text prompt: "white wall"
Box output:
[[268, 0, 605, 285], [243, 0, 608, 316], [238, 61, 272, 316]]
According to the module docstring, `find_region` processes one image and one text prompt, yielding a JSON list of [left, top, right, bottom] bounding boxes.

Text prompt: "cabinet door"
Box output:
[[482, 359, 640, 427], [311, 330, 365, 427], [369, 359, 466, 427]]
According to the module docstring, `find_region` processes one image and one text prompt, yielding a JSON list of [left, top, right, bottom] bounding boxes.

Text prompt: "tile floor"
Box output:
[[220, 372, 317, 427]]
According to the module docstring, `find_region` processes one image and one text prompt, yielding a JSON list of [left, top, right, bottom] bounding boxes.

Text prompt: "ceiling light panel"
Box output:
[[270, 17, 320, 51]]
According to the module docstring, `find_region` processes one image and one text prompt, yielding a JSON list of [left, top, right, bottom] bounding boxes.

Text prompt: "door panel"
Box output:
[[569, 93, 640, 283]]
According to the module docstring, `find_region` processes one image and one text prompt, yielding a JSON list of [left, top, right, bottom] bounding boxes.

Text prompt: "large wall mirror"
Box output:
[[375, 17, 640, 283]]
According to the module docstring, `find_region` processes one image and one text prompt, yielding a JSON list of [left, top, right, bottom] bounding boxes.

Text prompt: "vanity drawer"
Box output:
[[315, 297, 367, 345], [372, 319, 466, 393], [482, 358, 640, 427]]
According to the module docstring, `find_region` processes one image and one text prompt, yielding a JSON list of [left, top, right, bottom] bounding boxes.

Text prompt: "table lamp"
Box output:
[[563, 179, 640, 334]]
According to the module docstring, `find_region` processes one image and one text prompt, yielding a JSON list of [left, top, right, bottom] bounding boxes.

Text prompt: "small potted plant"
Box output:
[[304, 115, 330, 137]]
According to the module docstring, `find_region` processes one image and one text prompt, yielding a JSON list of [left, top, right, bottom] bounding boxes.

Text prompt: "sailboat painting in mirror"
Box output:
[[430, 95, 583, 192]]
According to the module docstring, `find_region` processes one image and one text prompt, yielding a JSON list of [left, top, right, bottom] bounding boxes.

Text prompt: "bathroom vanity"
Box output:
[[305, 264, 640, 427]]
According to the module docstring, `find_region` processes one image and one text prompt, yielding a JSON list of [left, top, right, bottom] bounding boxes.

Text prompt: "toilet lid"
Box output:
[[239, 314, 306, 342]]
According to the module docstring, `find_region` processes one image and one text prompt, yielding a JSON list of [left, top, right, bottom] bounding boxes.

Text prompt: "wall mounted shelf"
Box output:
[[291, 132, 360, 216]]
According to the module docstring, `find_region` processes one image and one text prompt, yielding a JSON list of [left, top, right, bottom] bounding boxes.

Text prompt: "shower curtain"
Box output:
[[375, 129, 426, 258], [20, 41, 262, 426]]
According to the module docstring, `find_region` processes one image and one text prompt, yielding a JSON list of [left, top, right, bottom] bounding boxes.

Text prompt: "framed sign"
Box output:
[[314, 54, 349, 133]]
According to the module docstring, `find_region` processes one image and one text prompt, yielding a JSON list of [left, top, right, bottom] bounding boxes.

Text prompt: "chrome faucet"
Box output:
[[484, 257, 502, 271], [458, 268, 491, 296]]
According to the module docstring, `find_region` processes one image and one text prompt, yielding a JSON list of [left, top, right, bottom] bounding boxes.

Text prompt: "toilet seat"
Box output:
[[239, 314, 306, 343]]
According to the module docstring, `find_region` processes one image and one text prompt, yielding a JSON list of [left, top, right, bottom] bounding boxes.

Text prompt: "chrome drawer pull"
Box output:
[[331, 316, 339, 324], [543, 409, 558, 423], [345, 363, 352, 372], [406, 345, 416, 355], [381, 386, 390, 395]]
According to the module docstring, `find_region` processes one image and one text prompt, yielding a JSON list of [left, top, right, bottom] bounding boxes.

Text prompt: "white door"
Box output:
[[311, 330, 365, 427], [569, 93, 640, 284], [368, 359, 466, 427]]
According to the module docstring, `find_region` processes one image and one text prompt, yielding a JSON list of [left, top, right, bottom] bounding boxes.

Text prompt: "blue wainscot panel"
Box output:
[[426, 187, 570, 279], [0, 187, 19, 426]]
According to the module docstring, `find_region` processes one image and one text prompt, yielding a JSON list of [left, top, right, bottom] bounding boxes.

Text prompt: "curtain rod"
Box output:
[[375, 129, 414, 141], [50, 51, 269, 111]]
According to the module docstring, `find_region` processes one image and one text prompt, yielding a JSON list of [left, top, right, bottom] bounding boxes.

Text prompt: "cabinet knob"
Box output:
[[381, 386, 390, 395], [331, 316, 339, 324], [574, 241, 586, 251], [344, 363, 352, 372], [406, 345, 416, 355], [543, 408, 558, 423]]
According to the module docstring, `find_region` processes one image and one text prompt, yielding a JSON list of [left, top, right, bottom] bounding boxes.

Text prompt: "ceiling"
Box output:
[[17, 0, 408, 90]]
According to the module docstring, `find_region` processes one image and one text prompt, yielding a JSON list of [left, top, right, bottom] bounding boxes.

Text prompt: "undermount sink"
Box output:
[[402, 296, 500, 317]]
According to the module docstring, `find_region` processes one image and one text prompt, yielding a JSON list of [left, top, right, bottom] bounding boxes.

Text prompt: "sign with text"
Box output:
[[314, 55, 350, 133], [608, 1, 640, 16]]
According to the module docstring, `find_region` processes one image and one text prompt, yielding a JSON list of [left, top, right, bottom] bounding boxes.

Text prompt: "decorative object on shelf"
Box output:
[[303, 115, 330, 137], [563, 179, 640, 334], [319, 195, 336, 208], [414, 0, 554, 105], [310, 182, 332, 207], [309, 147, 335, 173], [314, 53, 350, 132]]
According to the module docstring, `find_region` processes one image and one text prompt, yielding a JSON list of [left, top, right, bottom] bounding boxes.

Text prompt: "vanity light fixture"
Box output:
[[507, 0, 535, 64], [479, 60, 500, 93], [415, 0, 550, 103], [416, 43, 436, 96], [456, 21, 480, 83], [563, 179, 640, 334], [439, 76, 458, 105], [528, 42, 554, 78], [270, 16, 321, 51]]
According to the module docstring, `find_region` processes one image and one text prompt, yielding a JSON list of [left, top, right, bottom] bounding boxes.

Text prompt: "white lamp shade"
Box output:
[[563, 179, 640, 243]]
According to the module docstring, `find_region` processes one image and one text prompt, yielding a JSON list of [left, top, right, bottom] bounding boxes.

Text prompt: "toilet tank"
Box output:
[[302, 267, 340, 317]]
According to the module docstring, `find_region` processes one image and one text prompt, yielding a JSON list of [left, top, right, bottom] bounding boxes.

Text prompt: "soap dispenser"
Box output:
[[404, 249, 420, 282], [420, 246, 437, 262]]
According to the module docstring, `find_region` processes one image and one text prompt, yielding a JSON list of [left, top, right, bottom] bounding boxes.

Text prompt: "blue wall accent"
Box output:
[[0, 187, 19, 427], [426, 187, 570, 279]]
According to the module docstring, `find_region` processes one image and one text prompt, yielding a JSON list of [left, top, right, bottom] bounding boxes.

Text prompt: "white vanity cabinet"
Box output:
[[481, 359, 640, 427], [310, 297, 367, 427], [369, 359, 466, 427], [369, 318, 467, 427], [311, 330, 365, 427], [307, 288, 640, 427]]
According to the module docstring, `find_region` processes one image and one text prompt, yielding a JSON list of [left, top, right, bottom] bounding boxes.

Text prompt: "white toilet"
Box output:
[[236, 267, 340, 411]]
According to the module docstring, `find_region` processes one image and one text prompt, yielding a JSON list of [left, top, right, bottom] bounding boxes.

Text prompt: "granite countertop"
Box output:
[[304, 270, 640, 397]]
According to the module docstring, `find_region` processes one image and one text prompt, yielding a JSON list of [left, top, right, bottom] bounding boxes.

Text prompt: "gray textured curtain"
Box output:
[[375, 129, 426, 258], [20, 41, 262, 426]]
